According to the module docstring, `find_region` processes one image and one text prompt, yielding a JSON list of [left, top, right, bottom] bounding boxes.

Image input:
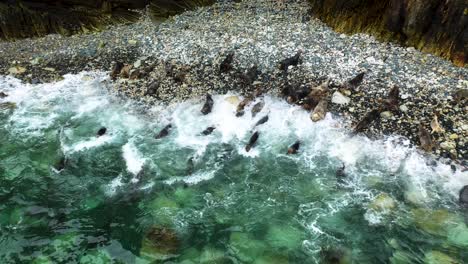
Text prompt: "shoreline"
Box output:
[[0, 0, 466, 164]]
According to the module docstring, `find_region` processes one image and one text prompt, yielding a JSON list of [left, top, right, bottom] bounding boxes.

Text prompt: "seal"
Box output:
[[310, 99, 328, 122], [336, 163, 346, 178], [382, 86, 400, 111], [245, 131, 259, 152], [201, 94, 214, 115], [201, 126, 216, 136], [353, 109, 380, 133], [0, 91, 8, 98], [255, 115, 269, 127], [418, 124, 433, 152], [110, 61, 124, 80], [460, 185, 468, 206], [251, 100, 265, 118], [236, 97, 252, 117], [155, 124, 172, 139], [287, 141, 300, 154], [97, 127, 107, 137], [346, 72, 365, 89], [219, 52, 234, 74], [279, 50, 302, 71]]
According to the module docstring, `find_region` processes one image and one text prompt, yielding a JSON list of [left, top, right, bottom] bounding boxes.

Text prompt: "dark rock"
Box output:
[[201, 126, 216, 135], [0, 92, 8, 98], [201, 94, 214, 115], [155, 124, 172, 139], [279, 50, 302, 71], [287, 141, 301, 154], [97, 127, 107, 137], [245, 131, 259, 152], [353, 109, 381, 133], [460, 185, 468, 206], [254, 115, 269, 127], [219, 52, 234, 73]]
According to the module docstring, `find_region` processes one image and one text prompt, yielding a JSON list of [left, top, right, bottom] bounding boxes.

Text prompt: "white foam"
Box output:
[[122, 142, 146, 175], [64, 134, 113, 153]]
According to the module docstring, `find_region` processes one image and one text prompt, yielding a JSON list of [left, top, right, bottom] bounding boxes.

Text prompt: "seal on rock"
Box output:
[[251, 100, 265, 117], [346, 72, 365, 89], [236, 97, 252, 117], [279, 50, 302, 71], [201, 94, 214, 115], [245, 131, 259, 152], [155, 124, 172, 139], [219, 52, 234, 73], [110, 61, 124, 80], [97, 127, 107, 137], [287, 141, 300, 154], [353, 109, 380, 133], [310, 99, 328, 122], [418, 124, 433, 151]]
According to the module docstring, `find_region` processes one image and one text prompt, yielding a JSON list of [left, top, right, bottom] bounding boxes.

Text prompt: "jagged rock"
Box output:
[[331, 91, 350, 105]]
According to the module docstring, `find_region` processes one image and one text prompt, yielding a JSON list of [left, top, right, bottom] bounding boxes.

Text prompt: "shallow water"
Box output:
[[0, 72, 467, 263]]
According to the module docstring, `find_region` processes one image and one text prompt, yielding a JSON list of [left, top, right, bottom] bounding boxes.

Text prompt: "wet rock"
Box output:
[[353, 109, 380, 133], [287, 141, 300, 154], [0, 92, 8, 98], [321, 247, 351, 264], [140, 227, 180, 261], [430, 115, 445, 134], [96, 127, 107, 137], [110, 61, 124, 80], [459, 185, 468, 206], [201, 94, 214, 115], [219, 52, 234, 73], [331, 91, 350, 105], [201, 126, 216, 136], [310, 99, 328, 122], [279, 50, 302, 71], [155, 124, 172, 139], [245, 131, 259, 152], [418, 124, 433, 151], [254, 115, 269, 127], [251, 100, 264, 117], [440, 141, 456, 151]]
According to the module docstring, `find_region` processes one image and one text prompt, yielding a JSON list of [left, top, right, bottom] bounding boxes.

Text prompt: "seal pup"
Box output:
[[287, 141, 300, 154], [201, 126, 216, 136], [251, 100, 265, 118], [97, 127, 107, 137], [245, 131, 259, 152], [219, 52, 234, 74], [418, 124, 433, 152], [254, 115, 269, 127], [279, 50, 302, 71], [155, 124, 172, 139], [201, 94, 214, 115]]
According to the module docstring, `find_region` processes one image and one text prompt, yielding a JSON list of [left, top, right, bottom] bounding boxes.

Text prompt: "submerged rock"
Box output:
[[140, 227, 180, 261], [423, 250, 460, 264], [411, 208, 462, 236]]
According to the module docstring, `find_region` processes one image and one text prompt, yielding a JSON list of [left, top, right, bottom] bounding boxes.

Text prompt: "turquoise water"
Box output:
[[0, 72, 467, 263]]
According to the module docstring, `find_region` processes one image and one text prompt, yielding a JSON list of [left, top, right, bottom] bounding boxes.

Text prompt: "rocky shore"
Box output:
[[0, 0, 467, 164]]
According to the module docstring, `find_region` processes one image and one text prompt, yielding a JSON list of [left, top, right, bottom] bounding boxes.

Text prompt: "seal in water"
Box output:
[[459, 185, 468, 206], [97, 127, 107, 137], [279, 50, 302, 71], [201, 126, 216, 136], [155, 124, 172, 139], [336, 163, 346, 178], [236, 97, 252, 117], [201, 94, 214, 115], [287, 141, 300, 154], [53, 156, 67, 172], [219, 52, 234, 73], [0, 92, 8, 98], [245, 131, 259, 152], [255, 115, 269, 127], [251, 100, 265, 117]]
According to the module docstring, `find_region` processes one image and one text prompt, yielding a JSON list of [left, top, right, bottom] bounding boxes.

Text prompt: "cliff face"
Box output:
[[308, 0, 467, 66]]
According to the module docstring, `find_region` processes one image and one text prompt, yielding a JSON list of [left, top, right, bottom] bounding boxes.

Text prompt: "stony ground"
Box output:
[[0, 0, 467, 165]]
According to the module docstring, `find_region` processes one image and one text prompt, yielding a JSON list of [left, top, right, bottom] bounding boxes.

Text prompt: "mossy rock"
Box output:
[[369, 193, 396, 212], [423, 250, 460, 264], [253, 254, 289, 264], [140, 227, 180, 262], [411, 208, 462, 236], [79, 249, 113, 264], [50, 233, 85, 262], [265, 225, 304, 252], [32, 255, 54, 264], [147, 195, 180, 225], [389, 250, 416, 264], [199, 246, 226, 264], [447, 224, 468, 247]]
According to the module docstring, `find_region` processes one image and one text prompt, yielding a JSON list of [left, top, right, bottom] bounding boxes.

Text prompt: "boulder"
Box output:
[[331, 91, 350, 105]]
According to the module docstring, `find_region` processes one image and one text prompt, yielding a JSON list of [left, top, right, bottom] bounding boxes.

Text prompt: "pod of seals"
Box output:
[[459, 185, 468, 206], [245, 131, 259, 152], [97, 127, 107, 137], [201, 126, 216, 136], [287, 141, 300, 154], [155, 124, 172, 139], [201, 94, 214, 115]]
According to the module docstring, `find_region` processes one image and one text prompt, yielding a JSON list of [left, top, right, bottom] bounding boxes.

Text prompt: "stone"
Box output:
[[331, 91, 350, 105], [133, 60, 142, 68], [128, 39, 137, 45], [380, 111, 393, 119], [43, 67, 55, 72], [399, 104, 409, 112], [447, 224, 468, 247], [449, 134, 459, 140], [440, 141, 456, 150], [8, 66, 26, 74]]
